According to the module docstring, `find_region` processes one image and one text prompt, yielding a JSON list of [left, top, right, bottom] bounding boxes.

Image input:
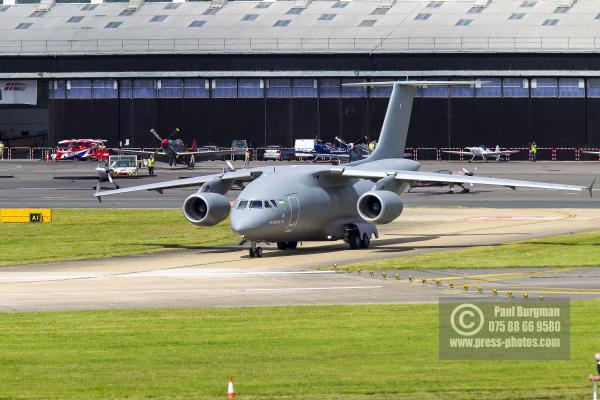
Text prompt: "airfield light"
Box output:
[[421, 278, 427, 285], [435, 280, 441, 287], [369, 271, 374, 278], [408, 276, 413, 282], [507, 291, 513, 298], [477, 286, 483, 294], [448, 282, 454, 288], [395, 273, 400, 281], [523, 293, 529, 300], [539, 296, 544, 301], [463, 283, 469, 291], [357, 268, 362, 274], [382, 272, 387, 280]]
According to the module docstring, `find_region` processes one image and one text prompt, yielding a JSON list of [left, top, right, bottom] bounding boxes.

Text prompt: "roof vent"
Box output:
[[209, 0, 227, 9], [126, 0, 144, 11], [473, 0, 492, 7], [35, 0, 55, 13], [293, 0, 311, 9], [558, 0, 576, 7], [376, 0, 396, 9]]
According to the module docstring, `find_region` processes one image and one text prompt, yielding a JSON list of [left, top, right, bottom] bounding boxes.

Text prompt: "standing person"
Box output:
[[530, 141, 538, 162], [368, 140, 376, 153], [147, 154, 155, 176], [244, 147, 250, 168], [0, 141, 4, 160]]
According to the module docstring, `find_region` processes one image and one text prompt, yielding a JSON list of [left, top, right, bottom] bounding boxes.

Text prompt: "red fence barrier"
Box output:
[[3, 146, 600, 162]]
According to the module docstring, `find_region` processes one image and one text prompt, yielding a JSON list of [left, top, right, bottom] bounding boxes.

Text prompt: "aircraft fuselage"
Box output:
[[230, 159, 419, 242]]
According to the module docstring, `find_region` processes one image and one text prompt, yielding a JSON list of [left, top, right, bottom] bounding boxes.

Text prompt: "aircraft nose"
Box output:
[[231, 211, 271, 238]]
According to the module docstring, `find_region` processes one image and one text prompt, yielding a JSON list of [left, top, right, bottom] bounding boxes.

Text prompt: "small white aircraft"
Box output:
[[444, 145, 519, 163], [582, 150, 600, 158]]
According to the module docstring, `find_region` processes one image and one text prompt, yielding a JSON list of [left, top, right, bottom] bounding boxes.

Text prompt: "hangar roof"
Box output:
[[1, 0, 600, 55]]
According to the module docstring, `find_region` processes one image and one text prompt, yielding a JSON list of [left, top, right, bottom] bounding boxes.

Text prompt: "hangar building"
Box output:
[[1, 0, 599, 149]]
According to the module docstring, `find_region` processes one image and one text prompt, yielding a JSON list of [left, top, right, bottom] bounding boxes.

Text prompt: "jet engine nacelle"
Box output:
[[357, 191, 404, 224], [182, 192, 230, 226]]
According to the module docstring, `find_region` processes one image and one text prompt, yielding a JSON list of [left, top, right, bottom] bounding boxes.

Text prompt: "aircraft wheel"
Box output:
[[249, 248, 256, 258], [255, 247, 263, 258], [277, 242, 288, 250], [287, 241, 298, 250], [348, 232, 361, 250], [360, 234, 370, 249]]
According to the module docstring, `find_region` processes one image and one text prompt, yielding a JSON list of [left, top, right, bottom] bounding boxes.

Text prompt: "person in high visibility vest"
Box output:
[[368, 140, 376, 153], [147, 155, 155, 176], [0, 141, 4, 160], [530, 142, 538, 162]]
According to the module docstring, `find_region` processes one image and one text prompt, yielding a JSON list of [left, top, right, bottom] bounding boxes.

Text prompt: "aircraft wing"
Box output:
[[329, 167, 591, 193], [181, 149, 236, 160], [485, 150, 520, 156], [443, 150, 475, 156], [313, 153, 350, 160], [94, 169, 257, 198], [116, 148, 165, 157]]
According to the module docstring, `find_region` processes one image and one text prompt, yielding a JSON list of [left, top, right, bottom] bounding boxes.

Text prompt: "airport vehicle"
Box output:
[[95, 81, 590, 258], [294, 139, 317, 160], [108, 155, 138, 177], [118, 128, 232, 169], [443, 145, 519, 162], [263, 146, 283, 161], [95, 155, 139, 189], [51, 139, 109, 161], [231, 139, 249, 161], [408, 168, 475, 193]]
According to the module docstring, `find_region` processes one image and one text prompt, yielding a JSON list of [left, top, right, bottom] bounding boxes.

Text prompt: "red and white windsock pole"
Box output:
[[227, 376, 235, 399]]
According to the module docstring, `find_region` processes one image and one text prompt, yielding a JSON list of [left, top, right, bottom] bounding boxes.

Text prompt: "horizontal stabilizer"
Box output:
[[342, 80, 479, 87]]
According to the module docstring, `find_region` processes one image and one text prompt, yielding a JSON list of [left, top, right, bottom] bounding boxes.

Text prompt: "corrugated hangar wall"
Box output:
[[48, 95, 598, 149], [31, 52, 600, 149]]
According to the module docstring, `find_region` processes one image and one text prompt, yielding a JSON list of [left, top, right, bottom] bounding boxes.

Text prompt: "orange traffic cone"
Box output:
[[227, 376, 235, 399]]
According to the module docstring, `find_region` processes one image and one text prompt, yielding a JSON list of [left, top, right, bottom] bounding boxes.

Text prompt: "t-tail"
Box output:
[[344, 80, 477, 164]]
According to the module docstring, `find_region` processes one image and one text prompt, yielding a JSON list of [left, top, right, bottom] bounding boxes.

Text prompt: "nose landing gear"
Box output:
[[249, 242, 263, 258]]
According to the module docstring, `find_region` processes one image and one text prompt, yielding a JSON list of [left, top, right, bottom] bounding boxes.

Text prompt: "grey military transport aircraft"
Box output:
[[95, 81, 592, 258]]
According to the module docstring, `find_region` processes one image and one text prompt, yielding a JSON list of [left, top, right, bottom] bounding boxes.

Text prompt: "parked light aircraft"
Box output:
[[95, 81, 591, 258], [408, 168, 475, 194], [118, 128, 233, 169], [444, 145, 519, 162]]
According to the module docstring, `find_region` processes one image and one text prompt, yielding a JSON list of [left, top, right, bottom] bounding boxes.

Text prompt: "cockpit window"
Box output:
[[237, 200, 248, 209], [264, 200, 272, 208], [249, 200, 263, 209], [270, 200, 277, 208]]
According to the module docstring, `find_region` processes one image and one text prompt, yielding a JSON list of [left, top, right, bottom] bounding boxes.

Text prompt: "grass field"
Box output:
[[0, 302, 597, 400], [0, 209, 237, 266], [344, 230, 600, 271]]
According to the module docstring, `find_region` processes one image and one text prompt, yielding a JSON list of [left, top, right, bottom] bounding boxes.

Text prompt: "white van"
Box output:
[[294, 139, 316, 160]]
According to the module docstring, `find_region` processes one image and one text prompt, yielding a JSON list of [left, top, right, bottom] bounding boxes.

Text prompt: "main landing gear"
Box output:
[[276, 241, 298, 250], [348, 231, 370, 250], [249, 242, 263, 258]]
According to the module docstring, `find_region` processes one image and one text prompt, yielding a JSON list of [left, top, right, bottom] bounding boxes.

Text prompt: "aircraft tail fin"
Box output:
[[367, 83, 414, 161], [495, 144, 500, 152], [343, 80, 476, 163], [191, 139, 198, 152]]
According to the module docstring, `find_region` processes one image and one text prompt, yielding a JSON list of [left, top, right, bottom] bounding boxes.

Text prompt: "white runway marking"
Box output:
[[1, 285, 384, 296], [0, 270, 337, 282], [124, 270, 337, 278]]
